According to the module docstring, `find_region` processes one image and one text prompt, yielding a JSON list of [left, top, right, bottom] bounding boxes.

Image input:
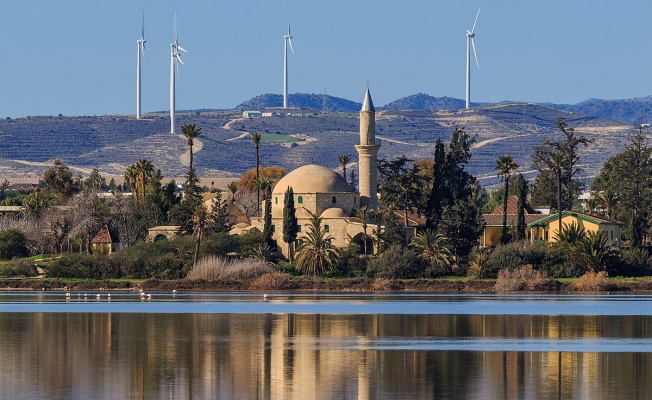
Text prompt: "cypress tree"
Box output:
[[514, 173, 527, 241], [283, 187, 298, 261]]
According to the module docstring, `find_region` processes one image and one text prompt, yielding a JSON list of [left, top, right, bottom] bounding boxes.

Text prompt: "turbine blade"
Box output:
[[177, 54, 184, 65], [288, 37, 294, 54], [177, 45, 187, 53], [174, 12, 178, 43], [141, 8, 145, 39], [471, 8, 481, 33], [471, 38, 480, 69]]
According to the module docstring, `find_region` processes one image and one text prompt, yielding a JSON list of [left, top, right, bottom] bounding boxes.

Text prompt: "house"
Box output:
[[481, 195, 547, 247], [528, 211, 623, 247], [91, 225, 121, 254]]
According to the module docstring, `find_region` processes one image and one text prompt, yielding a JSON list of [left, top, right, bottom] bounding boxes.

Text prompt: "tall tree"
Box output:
[[513, 173, 528, 241], [410, 229, 453, 275], [251, 132, 262, 216], [352, 205, 374, 255], [262, 184, 274, 250], [338, 154, 350, 181], [282, 187, 298, 262], [592, 124, 651, 248], [43, 159, 77, 200], [423, 128, 483, 260], [495, 155, 519, 245], [378, 156, 425, 227], [181, 123, 202, 172]]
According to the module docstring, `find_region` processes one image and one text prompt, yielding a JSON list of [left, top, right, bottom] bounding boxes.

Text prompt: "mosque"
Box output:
[[247, 89, 381, 257]]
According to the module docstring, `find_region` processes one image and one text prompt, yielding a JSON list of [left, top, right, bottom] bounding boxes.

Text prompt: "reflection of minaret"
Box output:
[[355, 88, 380, 209]]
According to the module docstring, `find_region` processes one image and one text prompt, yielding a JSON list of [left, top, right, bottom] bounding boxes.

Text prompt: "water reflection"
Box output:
[[1, 309, 652, 399]]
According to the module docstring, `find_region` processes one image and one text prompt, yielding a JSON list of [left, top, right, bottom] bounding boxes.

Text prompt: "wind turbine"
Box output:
[[465, 8, 481, 110], [136, 11, 146, 119], [170, 14, 187, 134], [283, 18, 294, 109]]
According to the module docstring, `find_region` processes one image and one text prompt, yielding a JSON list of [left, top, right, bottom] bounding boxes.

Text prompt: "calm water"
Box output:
[[1, 292, 651, 399]]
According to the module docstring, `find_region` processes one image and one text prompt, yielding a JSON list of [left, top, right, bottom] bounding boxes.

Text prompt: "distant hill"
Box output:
[[381, 93, 467, 110], [236, 93, 361, 113], [552, 96, 652, 125]]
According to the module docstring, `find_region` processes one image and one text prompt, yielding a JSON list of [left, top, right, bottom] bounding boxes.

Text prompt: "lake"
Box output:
[[1, 292, 651, 399]]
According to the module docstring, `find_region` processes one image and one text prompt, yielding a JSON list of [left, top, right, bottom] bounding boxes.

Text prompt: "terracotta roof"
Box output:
[[92, 225, 116, 244], [484, 214, 549, 227], [490, 195, 538, 215]]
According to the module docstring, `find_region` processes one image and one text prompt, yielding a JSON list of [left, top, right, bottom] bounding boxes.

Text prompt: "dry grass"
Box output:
[[187, 256, 275, 281], [495, 264, 550, 291], [572, 271, 611, 291], [248, 272, 293, 290]]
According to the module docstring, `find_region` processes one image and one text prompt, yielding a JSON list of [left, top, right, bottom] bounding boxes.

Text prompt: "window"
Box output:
[[295, 239, 303, 247], [324, 224, 330, 232], [297, 225, 302, 232], [271, 225, 275, 233], [275, 197, 278, 205], [298, 196, 303, 204], [331, 196, 337, 204]]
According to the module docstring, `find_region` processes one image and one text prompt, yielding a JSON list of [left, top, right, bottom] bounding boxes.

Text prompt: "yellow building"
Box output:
[[528, 211, 623, 246], [481, 195, 547, 247]]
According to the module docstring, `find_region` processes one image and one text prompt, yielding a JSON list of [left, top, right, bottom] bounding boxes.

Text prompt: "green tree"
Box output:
[[514, 174, 528, 241], [282, 187, 298, 261], [262, 184, 274, 250], [570, 231, 616, 273], [0, 229, 29, 260], [554, 221, 586, 245], [226, 181, 238, 201], [378, 156, 425, 227], [495, 155, 519, 245], [423, 128, 483, 260], [352, 205, 374, 255], [295, 212, 340, 276], [43, 159, 77, 200], [181, 123, 202, 172], [251, 132, 262, 216], [84, 169, 106, 191], [410, 229, 453, 275], [591, 124, 651, 247], [124, 159, 155, 205], [338, 154, 350, 181]]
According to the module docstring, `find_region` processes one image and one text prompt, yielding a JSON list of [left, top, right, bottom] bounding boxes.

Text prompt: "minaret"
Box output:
[[355, 88, 381, 209]]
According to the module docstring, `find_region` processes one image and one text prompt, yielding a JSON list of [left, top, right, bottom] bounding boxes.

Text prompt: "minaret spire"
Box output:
[[355, 88, 380, 209]]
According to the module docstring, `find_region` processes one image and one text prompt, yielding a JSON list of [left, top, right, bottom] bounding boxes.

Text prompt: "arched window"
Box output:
[[297, 196, 303, 204], [297, 225, 302, 233], [331, 196, 336, 204], [271, 225, 276, 233], [324, 224, 330, 232]]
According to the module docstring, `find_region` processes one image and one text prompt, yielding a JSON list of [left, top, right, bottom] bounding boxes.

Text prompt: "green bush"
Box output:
[[239, 231, 266, 256], [334, 244, 368, 277], [0, 229, 29, 260], [366, 244, 425, 279], [0, 259, 38, 277], [201, 233, 240, 257], [46, 253, 101, 279], [486, 241, 576, 278]]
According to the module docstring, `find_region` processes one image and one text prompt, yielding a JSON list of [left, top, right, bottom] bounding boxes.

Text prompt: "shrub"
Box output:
[[201, 233, 240, 257], [366, 244, 425, 279], [572, 271, 611, 291], [45, 253, 100, 279], [617, 248, 652, 277], [495, 264, 550, 291], [0, 259, 38, 277], [239, 231, 266, 256], [248, 272, 293, 290], [486, 241, 576, 278], [0, 229, 29, 260], [335, 244, 368, 277], [467, 248, 490, 279], [187, 255, 276, 281]]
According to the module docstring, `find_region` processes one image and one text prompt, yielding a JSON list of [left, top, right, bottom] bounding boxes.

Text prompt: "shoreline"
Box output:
[[3, 277, 652, 293]]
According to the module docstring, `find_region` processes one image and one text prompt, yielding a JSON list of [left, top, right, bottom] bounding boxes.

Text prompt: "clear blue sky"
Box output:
[[1, 1, 650, 118]]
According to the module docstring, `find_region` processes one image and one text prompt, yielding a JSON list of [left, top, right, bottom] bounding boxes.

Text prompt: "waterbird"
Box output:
[[147, 293, 152, 299], [107, 293, 111, 300], [263, 294, 269, 301], [96, 294, 101, 300], [172, 289, 177, 294], [65, 292, 71, 298]]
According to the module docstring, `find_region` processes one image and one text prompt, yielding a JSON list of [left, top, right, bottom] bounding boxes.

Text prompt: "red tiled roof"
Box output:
[[483, 214, 549, 227], [92, 225, 116, 244], [490, 195, 538, 215]]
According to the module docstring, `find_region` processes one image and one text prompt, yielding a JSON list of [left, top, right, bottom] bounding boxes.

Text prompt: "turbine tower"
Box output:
[[465, 8, 480, 109], [170, 15, 187, 134], [283, 19, 294, 109], [136, 12, 146, 120]]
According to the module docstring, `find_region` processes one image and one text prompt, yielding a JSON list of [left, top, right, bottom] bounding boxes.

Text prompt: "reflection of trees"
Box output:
[[1, 312, 652, 398]]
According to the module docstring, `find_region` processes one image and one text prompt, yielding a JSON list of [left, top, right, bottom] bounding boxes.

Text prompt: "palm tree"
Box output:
[[410, 229, 454, 274], [597, 189, 619, 220], [189, 202, 211, 268], [251, 132, 262, 215], [295, 212, 340, 276], [125, 159, 154, 204], [352, 206, 373, 255], [571, 231, 615, 273], [495, 155, 519, 245], [554, 221, 586, 245], [338, 154, 350, 181], [226, 181, 238, 202], [181, 123, 202, 172], [467, 248, 490, 279]]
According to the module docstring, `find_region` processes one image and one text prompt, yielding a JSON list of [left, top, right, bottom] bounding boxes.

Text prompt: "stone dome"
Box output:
[[273, 165, 353, 195], [320, 207, 349, 219]]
